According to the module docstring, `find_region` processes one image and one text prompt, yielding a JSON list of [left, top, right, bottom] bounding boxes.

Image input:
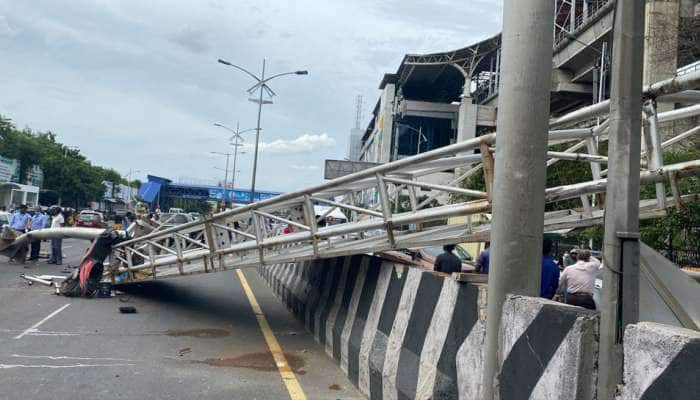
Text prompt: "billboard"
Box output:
[[324, 159, 380, 180]]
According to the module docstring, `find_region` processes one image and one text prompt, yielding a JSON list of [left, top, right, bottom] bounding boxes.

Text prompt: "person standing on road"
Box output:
[[434, 244, 463, 275], [28, 206, 49, 261], [9, 204, 31, 263], [555, 249, 600, 310], [48, 207, 65, 265], [540, 238, 560, 300]]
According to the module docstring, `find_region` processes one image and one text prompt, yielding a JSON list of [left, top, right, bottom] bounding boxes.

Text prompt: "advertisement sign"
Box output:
[[0, 156, 19, 183]]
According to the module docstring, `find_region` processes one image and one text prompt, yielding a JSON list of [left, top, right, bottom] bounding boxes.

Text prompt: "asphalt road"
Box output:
[[0, 239, 364, 400]]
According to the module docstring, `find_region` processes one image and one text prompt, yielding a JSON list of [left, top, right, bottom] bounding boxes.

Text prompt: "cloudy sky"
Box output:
[[0, 0, 502, 192]]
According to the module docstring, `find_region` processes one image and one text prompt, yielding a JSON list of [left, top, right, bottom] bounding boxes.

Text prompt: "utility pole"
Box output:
[[213, 122, 254, 191], [217, 58, 307, 204], [481, 1, 555, 398], [211, 152, 232, 206], [597, 1, 645, 398]]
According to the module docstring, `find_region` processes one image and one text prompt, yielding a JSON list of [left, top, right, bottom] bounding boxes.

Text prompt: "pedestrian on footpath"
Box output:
[[555, 249, 600, 310], [48, 207, 65, 265], [28, 206, 49, 261], [434, 244, 463, 274], [540, 238, 560, 300], [9, 204, 31, 263]]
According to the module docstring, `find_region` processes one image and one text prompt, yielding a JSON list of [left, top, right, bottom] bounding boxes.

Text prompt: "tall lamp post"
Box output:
[[210, 151, 232, 206], [125, 168, 141, 209], [394, 123, 427, 161], [58, 145, 79, 206], [217, 58, 308, 203], [213, 122, 255, 189]]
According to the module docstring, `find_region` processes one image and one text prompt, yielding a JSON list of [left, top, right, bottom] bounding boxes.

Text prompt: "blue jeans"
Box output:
[[49, 238, 63, 264]]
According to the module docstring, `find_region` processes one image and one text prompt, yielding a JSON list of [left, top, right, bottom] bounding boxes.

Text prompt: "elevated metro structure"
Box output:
[[137, 174, 282, 210]]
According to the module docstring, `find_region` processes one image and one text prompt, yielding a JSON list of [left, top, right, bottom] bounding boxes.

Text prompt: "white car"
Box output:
[[0, 211, 10, 229]]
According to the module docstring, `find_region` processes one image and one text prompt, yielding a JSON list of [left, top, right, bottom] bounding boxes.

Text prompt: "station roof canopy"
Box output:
[[385, 33, 501, 103]]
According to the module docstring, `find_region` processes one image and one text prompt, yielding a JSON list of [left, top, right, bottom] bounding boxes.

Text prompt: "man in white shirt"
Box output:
[[48, 209, 65, 265], [556, 249, 600, 310]]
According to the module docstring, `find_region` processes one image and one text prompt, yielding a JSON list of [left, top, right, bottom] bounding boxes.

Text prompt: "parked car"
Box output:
[[76, 211, 107, 228], [188, 212, 202, 221], [382, 245, 476, 272], [159, 212, 193, 227], [0, 211, 10, 229]]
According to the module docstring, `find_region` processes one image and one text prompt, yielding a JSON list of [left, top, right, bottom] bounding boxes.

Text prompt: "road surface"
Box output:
[[0, 239, 364, 400]]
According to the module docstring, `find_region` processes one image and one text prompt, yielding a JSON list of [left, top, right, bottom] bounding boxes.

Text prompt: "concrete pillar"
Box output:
[[455, 96, 478, 177], [597, 0, 645, 398], [644, 0, 680, 112], [378, 83, 396, 163], [480, 1, 555, 398]]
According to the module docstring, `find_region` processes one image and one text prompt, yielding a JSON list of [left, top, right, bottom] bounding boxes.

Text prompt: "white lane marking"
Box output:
[[14, 304, 70, 339], [0, 363, 134, 369], [26, 331, 80, 337], [11, 354, 133, 362]]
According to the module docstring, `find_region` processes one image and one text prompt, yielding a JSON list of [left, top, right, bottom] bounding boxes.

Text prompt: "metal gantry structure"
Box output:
[[102, 70, 700, 287]]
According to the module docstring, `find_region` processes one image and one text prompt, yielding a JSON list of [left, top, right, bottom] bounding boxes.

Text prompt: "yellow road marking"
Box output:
[[235, 269, 307, 400]]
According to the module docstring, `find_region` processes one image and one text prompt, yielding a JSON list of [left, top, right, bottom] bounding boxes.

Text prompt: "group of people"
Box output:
[[468, 239, 599, 310], [7, 204, 65, 265]]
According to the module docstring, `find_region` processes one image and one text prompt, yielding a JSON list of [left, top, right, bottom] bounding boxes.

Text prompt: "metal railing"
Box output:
[[100, 71, 700, 285]]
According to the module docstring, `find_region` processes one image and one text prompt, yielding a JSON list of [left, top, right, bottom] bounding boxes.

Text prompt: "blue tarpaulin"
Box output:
[[138, 181, 162, 203]]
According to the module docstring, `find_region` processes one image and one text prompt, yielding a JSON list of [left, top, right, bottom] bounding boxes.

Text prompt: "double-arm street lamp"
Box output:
[[213, 122, 255, 190], [210, 151, 233, 206], [393, 123, 428, 161], [217, 58, 308, 203]]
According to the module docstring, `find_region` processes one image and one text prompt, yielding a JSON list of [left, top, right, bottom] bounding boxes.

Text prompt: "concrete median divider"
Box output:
[[257, 256, 694, 399], [259, 255, 485, 399], [619, 322, 699, 400]]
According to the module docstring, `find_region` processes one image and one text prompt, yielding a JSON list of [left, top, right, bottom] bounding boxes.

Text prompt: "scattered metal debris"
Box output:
[[119, 306, 137, 314], [20, 274, 52, 286]]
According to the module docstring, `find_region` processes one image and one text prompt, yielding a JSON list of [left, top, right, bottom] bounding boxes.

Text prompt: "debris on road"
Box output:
[[20, 274, 53, 286], [34, 275, 67, 281], [178, 347, 192, 356], [119, 306, 137, 314]]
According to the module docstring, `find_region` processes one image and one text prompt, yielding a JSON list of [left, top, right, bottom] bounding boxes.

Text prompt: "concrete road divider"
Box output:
[[259, 256, 695, 400]]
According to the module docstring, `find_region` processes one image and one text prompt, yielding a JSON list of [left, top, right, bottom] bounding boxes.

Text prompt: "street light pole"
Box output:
[[250, 59, 266, 205], [58, 145, 79, 206], [211, 151, 232, 206], [217, 58, 308, 203], [394, 123, 427, 160], [125, 168, 141, 209], [213, 122, 255, 190]]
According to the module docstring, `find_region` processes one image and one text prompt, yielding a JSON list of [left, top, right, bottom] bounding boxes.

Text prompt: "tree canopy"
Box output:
[[0, 114, 127, 208]]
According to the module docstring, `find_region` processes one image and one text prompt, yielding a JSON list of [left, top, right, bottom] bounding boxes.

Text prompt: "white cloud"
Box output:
[[290, 164, 318, 171], [249, 133, 336, 154], [0, 0, 502, 192]]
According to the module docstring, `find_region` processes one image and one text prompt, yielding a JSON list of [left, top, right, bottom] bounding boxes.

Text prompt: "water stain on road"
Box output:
[[164, 328, 231, 338], [196, 351, 305, 372]]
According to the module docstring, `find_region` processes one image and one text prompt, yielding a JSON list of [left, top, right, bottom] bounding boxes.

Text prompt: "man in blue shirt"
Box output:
[[9, 204, 31, 233], [540, 238, 560, 299], [476, 242, 490, 274], [28, 206, 48, 261], [9, 205, 31, 263]]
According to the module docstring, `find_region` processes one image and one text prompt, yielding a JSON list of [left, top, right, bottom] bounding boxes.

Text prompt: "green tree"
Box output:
[[0, 113, 117, 208]]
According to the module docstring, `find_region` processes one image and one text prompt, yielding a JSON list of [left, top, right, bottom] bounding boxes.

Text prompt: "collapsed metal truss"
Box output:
[[104, 71, 700, 285]]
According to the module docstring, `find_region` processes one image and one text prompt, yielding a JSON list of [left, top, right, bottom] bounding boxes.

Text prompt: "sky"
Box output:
[[0, 0, 502, 192]]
